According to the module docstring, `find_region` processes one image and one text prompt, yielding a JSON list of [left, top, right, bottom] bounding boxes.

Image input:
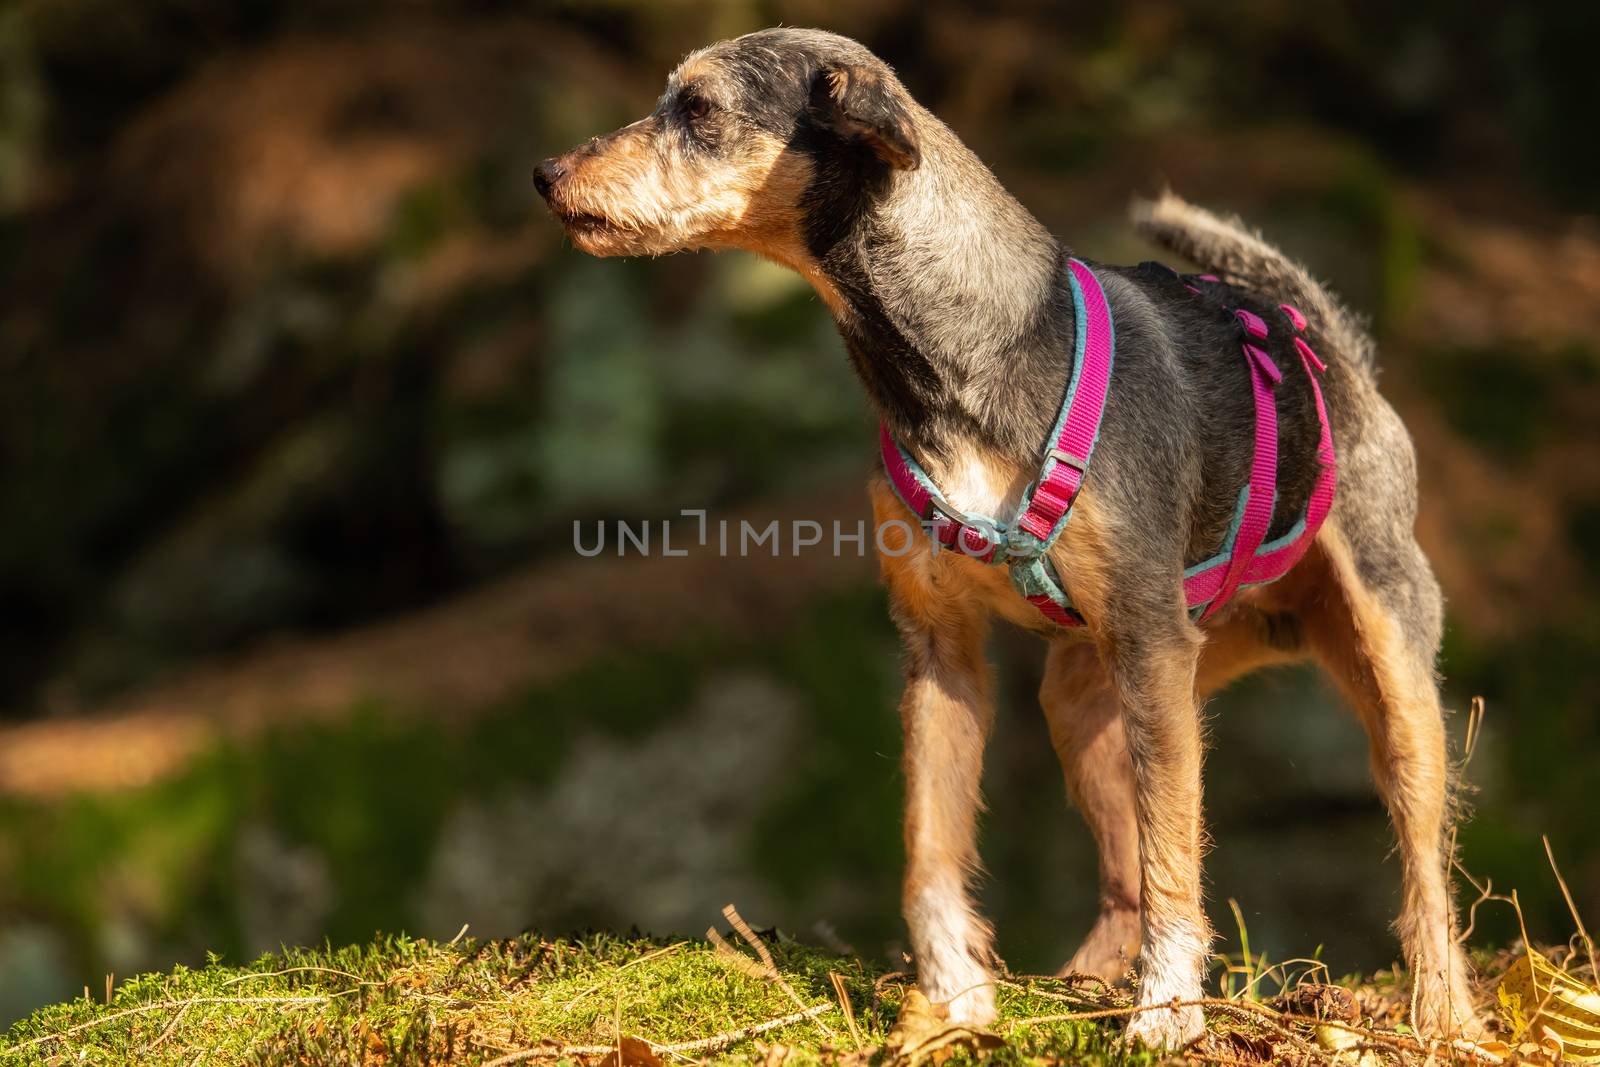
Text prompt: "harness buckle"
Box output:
[[927, 507, 1006, 563], [1048, 447, 1088, 472]]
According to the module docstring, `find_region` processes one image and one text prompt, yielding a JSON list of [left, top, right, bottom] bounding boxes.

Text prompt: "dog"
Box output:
[[534, 27, 1479, 1048]]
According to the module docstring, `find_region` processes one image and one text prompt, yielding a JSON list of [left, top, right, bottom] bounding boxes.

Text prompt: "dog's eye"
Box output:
[[682, 95, 714, 122]]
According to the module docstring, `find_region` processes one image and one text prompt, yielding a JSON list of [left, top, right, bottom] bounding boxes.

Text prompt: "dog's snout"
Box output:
[[533, 157, 565, 199]]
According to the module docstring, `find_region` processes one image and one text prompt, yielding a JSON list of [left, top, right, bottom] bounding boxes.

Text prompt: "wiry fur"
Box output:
[[535, 27, 1480, 1051], [1131, 190, 1378, 375]]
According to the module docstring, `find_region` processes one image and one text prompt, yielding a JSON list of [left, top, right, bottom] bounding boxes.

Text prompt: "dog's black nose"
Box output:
[[533, 158, 564, 199]]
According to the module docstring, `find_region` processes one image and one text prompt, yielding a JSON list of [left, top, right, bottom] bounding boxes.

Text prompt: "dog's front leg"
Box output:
[[895, 592, 997, 1025], [876, 509, 998, 1025], [1097, 608, 1210, 1049]]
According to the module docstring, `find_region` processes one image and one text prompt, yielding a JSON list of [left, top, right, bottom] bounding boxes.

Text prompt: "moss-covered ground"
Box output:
[[14, 923, 1574, 1067], [3, 931, 1175, 1066]]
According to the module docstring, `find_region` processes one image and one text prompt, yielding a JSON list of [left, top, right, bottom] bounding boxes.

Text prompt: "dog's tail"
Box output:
[[1130, 190, 1376, 374]]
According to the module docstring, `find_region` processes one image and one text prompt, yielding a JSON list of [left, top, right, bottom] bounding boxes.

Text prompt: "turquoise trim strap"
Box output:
[[1008, 555, 1076, 609]]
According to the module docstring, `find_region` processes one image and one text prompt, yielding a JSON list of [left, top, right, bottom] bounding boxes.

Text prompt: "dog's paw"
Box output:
[[1061, 907, 1140, 984], [1413, 970, 1486, 1040], [940, 981, 997, 1028], [1125, 1002, 1205, 1050]]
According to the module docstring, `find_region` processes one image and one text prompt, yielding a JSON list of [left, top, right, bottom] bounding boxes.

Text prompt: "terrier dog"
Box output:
[[535, 27, 1478, 1048]]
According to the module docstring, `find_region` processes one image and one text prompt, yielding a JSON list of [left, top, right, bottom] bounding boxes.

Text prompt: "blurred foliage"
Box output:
[[5, 0, 1600, 707], [1, 0, 1598, 1033]]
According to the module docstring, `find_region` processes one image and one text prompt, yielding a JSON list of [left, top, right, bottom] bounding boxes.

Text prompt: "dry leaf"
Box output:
[[1222, 1029, 1277, 1062], [1514, 1040, 1560, 1066], [1312, 1022, 1381, 1067], [883, 989, 1003, 1067], [1314, 1024, 1360, 1053], [1472, 1038, 1512, 1060], [597, 1036, 663, 1067], [1497, 949, 1600, 1062], [1272, 983, 1360, 1023]]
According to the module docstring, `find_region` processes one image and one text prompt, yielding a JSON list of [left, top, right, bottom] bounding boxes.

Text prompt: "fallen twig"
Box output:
[[561, 941, 689, 1013], [1544, 834, 1599, 983], [12, 994, 345, 1052], [998, 974, 1116, 1001], [219, 965, 365, 988], [1002, 994, 1508, 1064], [710, 904, 835, 1039], [480, 1002, 832, 1065], [830, 971, 864, 1050], [143, 1001, 190, 1054]]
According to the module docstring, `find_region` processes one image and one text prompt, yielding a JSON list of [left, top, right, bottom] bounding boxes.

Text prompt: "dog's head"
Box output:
[[533, 28, 920, 268]]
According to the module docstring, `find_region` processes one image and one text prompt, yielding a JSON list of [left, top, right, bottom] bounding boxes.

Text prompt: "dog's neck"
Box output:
[[805, 114, 1068, 462]]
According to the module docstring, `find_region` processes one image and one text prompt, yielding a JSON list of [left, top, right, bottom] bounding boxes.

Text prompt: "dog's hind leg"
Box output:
[[1042, 610, 1308, 984], [1303, 515, 1481, 1037], [873, 485, 999, 1026]]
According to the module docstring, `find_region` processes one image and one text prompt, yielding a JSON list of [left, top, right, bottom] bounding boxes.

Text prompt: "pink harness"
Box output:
[[880, 258, 1337, 628]]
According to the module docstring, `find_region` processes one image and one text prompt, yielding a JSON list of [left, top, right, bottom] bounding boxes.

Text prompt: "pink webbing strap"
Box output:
[[1181, 307, 1336, 610], [1017, 259, 1114, 541], [1198, 341, 1281, 620], [878, 424, 1003, 563], [1235, 309, 1269, 339], [1027, 594, 1081, 628], [1263, 335, 1336, 575], [880, 423, 933, 517], [938, 519, 1002, 562], [1295, 336, 1326, 373]]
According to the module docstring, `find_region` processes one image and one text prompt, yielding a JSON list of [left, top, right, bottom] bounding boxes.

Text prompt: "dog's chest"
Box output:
[[925, 451, 1027, 524], [911, 450, 1074, 634]]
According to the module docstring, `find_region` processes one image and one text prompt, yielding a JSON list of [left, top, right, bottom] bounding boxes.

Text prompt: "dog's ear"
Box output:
[[811, 63, 921, 170]]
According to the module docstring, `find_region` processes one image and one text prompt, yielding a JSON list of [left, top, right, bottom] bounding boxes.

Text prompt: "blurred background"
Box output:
[[2, 0, 1598, 1028]]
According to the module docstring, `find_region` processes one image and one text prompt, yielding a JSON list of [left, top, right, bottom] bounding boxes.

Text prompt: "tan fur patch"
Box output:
[[1044, 493, 1118, 630], [868, 478, 1058, 634], [549, 127, 844, 309]]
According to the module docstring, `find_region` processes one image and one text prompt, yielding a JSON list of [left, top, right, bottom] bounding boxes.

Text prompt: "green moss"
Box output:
[[0, 932, 1160, 1066]]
